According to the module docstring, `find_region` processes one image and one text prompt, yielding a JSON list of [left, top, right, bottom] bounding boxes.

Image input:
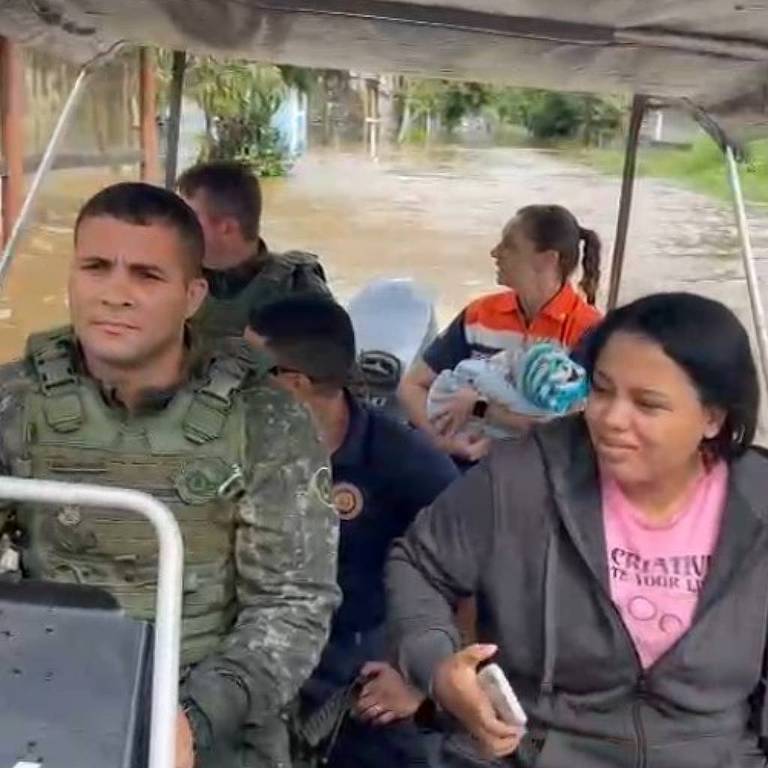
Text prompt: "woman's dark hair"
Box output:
[[580, 292, 760, 460], [516, 204, 601, 305]]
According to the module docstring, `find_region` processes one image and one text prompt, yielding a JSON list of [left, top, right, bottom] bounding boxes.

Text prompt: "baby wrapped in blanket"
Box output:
[[427, 342, 589, 439]]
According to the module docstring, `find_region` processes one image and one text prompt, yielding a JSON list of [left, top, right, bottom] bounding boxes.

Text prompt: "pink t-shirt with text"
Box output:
[[602, 462, 728, 669]]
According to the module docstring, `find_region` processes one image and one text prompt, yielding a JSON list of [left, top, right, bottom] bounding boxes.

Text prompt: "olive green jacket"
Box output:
[[195, 242, 332, 341]]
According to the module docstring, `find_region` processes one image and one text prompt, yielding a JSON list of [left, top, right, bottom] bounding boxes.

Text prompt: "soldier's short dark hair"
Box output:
[[177, 161, 262, 241], [75, 182, 204, 277], [248, 296, 356, 392]]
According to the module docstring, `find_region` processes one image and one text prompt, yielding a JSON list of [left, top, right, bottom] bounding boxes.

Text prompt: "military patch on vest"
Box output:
[[309, 466, 334, 509], [174, 457, 235, 505], [332, 482, 364, 521]]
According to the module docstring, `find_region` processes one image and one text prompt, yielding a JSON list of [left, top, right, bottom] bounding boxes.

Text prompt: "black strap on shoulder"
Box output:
[[183, 353, 251, 444], [27, 327, 83, 433]]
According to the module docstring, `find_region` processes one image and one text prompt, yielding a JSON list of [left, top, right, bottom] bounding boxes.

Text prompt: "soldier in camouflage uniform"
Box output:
[[177, 161, 332, 340], [0, 182, 340, 768]]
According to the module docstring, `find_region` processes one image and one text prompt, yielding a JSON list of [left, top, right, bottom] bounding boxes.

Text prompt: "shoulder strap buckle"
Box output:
[[198, 362, 244, 406], [32, 339, 78, 396], [28, 331, 83, 433], [183, 355, 250, 444]]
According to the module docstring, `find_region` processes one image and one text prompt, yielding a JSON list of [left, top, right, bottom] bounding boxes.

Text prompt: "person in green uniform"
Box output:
[[0, 182, 340, 768], [177, 161, 332, 340]]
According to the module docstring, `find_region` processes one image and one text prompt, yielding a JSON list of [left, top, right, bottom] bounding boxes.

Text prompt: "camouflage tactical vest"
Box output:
[[195, 250, 328, 340], [14, 328, 255, 666]]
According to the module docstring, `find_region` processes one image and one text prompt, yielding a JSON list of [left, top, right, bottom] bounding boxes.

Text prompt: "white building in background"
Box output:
[[640, 107, 699, 146], [272, 88, 309, 157], [175, 97, 206, 172]]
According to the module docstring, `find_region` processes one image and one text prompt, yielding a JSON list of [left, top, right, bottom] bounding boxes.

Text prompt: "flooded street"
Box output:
[[4, 142, 768, 427], [267, 143, 765, 322]]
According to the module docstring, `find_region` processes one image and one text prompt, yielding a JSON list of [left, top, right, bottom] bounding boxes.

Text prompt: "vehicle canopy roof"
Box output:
[[2, 1, 768, 142]]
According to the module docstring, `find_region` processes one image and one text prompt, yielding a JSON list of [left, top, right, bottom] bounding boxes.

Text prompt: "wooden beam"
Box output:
[[1, 38, 24, 247], [139, 47, 160, 183]]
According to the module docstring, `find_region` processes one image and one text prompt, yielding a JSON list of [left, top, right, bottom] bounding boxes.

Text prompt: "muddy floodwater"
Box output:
[[4, 143, 768, 430]]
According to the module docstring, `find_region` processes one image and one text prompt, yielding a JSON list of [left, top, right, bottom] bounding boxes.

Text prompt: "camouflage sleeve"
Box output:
[[0, 360, 30, 522], [181, 384, 341, 745]]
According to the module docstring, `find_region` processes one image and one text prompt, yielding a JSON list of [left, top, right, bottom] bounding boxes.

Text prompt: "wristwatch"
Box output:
[[472, 398, 488, 419]]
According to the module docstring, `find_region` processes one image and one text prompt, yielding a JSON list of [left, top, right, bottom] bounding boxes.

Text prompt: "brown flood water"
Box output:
[[4, 143, 767, 430]]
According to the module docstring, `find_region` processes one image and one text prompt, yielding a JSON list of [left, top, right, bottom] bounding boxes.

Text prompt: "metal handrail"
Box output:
[[0, 476, 183, 768], [725, 145, 768, 392], [0, 41, 125, 290]]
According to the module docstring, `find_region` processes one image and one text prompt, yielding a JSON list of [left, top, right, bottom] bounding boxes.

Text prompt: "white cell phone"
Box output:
[[477, 663, 528, 728]]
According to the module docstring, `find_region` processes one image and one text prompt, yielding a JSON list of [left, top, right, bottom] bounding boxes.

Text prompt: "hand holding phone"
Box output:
[[432, 644, 523, 758], [477, 663, 527, 728]]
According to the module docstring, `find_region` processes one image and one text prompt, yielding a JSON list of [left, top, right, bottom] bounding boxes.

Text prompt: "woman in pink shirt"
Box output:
[[388, 292, 768, 768]]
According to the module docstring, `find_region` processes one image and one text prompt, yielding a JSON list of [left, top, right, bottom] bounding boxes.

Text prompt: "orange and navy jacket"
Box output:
[[423, 283, 601, 373]]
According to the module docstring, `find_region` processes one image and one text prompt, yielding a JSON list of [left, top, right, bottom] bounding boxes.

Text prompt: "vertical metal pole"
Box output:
[[725, 144, 768, 389], [139, 47, 161, 183], [164, 50, 186, 189], [607, 94, 647, 310], [1, 37, 25, 247]]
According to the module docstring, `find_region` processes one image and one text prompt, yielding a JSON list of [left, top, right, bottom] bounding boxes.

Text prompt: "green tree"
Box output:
[[487, 86, 625, 145], [578, 94, 624, 146], [487, 87, 530, 125], [440, 82, 492, 131], [396, 77, 493, 142], [158, 53, 291, 176], [402, 78, 444, 140], [525, 91, 583, 139]]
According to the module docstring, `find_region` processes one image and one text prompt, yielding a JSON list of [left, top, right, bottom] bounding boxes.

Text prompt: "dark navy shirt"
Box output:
[[330, 394, 459, 637]]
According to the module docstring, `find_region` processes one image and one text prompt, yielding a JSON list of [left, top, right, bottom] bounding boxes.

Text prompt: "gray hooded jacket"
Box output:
[[387, 416, 768, 768]]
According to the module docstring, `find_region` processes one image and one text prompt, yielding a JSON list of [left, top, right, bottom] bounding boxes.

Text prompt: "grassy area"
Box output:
[[566, 136, 768, 205]]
